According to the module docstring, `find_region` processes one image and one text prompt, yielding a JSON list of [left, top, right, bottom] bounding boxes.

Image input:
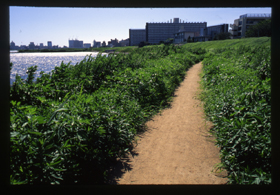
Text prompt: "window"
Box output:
[[246, 20, 254, 24], [239, 21, 242, 25]]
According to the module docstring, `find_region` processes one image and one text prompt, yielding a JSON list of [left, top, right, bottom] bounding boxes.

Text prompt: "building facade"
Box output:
[[29, 42, 35, 50], [119, 38, 129, 47], [10, 41, 21, 50], [205, 24, 229, 40], [230, 13, 271, 38], [47, 41, 52, 49], [83, 43, 91, 48], [108, 38, 119, 47], [229, 19, 239, 38], [146, 18, 207, 44], [93, 40, 101, 48], [96, 42, 101, 48], [69, 39, 83, 48], [10, 41, 16, 49], [174, 31, 195, 43], [129, 29, 146, 46]]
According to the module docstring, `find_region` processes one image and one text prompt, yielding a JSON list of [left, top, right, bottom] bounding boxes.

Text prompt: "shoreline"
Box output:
[[12, 46, 138, 54]]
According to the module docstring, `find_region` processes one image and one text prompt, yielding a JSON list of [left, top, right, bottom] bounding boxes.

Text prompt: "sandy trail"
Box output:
[[113, 62, 228, 184]]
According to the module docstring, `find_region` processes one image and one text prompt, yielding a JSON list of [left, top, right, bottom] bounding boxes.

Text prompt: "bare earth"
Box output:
[[114, 62, 228, 185]]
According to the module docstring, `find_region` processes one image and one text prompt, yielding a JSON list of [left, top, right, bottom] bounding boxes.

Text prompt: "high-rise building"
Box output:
[[146, 18, 207, 44], [47, 41, 52, 49]]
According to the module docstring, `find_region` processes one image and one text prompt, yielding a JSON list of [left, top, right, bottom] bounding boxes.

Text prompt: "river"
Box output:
[[10, 51, 107, 85]]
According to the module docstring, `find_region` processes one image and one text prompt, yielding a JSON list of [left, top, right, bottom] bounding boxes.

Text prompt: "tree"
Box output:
[[245, 19, 271, 37], [164, 38, 174, 45], [187, 36, 193, 43], [138, 41, 150, 48]]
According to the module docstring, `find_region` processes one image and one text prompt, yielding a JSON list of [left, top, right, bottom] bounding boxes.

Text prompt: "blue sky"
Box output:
[[9, 7, 271, 47]]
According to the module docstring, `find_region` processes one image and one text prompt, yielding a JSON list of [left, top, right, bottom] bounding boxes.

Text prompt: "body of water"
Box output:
[[10, 51, 106, 85]]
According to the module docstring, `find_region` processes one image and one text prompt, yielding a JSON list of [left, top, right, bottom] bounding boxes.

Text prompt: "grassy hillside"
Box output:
[[182, 37, 271, 51], [91, 46, 138, 53]]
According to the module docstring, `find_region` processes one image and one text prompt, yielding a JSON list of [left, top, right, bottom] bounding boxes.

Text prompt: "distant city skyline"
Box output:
[[10, 7, 271, 47]]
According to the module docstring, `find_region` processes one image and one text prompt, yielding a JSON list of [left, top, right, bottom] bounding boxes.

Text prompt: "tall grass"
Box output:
[[10, 44, 204, 185], [200, 44, 271, 184]]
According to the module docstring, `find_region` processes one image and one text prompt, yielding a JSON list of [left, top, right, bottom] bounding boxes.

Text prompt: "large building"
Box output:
[[29, 42, 35, 50], [69, 39, 83, 48], [146, 18, 207, 44], [229, 13, 271, 38], [108, 38, 119, 47], [129, 29, 146, 46], [93, 40, 101, 48], [205, 23, 229, 40]]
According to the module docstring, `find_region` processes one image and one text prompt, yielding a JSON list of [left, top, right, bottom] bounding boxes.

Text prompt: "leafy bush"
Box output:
[[246, 19, 271, 38], [200, 45, 271, 184], [10, 44, 204, 184]]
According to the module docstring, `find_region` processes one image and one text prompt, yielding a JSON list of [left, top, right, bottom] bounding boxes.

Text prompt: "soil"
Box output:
[[108, 62, 228, 185]]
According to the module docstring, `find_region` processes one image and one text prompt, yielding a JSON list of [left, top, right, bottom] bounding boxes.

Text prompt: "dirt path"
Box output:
[[114, 62, 228, 184]]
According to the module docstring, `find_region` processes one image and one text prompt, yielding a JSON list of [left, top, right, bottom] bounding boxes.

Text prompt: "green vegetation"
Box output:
[[246, 19, 271, 38], [10, 37, 271, 185], [213, 32, 232, 40], [200, 43, 271, 184], [182, 36, 270, 51], [10, 44, 204, 185]]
